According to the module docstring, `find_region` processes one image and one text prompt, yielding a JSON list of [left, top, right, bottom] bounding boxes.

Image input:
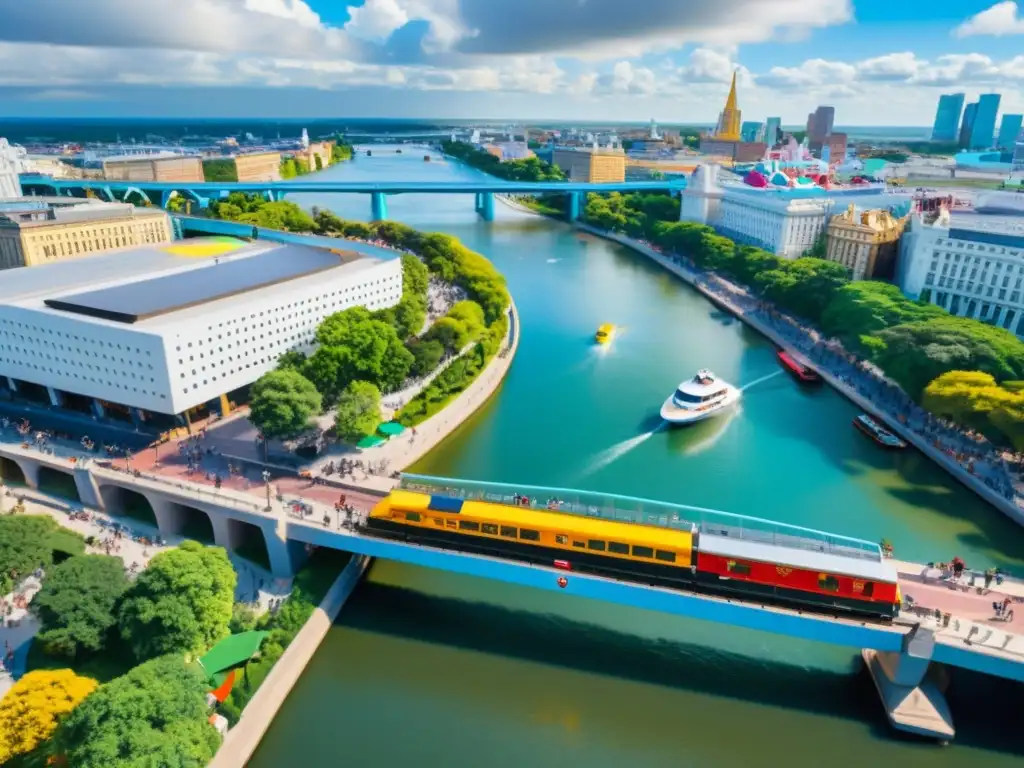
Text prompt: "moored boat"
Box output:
[[660, 369, 740, 425], [853, 414, 906, 449], [777, 349, 821, 383], [595, 323, 615, 345]]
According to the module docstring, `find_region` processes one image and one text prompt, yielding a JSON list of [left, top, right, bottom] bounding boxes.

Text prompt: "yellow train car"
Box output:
[[366, 490, 694, 576]]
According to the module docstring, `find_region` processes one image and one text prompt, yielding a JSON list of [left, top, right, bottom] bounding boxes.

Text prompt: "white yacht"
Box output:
[[660, 369, 741, 425]]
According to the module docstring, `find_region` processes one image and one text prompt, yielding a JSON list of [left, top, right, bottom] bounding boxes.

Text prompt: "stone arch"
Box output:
[[38, 466, 80, 502], [156, 501, 215, 544], [97, 485, 158, 527], [227, 518, 271, 571], [0, 457, 26, 486]]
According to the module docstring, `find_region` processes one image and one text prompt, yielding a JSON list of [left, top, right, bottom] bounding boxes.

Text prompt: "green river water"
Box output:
[[248, 147, 1024, 767]]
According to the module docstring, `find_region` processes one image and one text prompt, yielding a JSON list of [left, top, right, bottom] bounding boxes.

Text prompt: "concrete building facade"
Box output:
[[551, 147, 626, 183], [0, 199, 171, 270], [103, 154, 204, 183], [997, 114, 1023, 151], [825, 204, 906, 281], [0, 239, 403, 417], [0, 138, 27, 199], [899, 210, 1024, 334], [969, 94, 1001, 149], [931, 94, 966, 142]]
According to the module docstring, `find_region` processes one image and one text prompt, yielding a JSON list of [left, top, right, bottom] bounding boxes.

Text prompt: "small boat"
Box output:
[[853, 414, 906, 449], [660, 369, 741, 425], [595, 323, 615, 345], [424, 155, 431, 162], [777, 349, 821, 383]]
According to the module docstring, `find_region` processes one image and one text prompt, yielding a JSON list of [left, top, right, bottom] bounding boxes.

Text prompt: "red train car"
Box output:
[[694, 533, 899, 618]]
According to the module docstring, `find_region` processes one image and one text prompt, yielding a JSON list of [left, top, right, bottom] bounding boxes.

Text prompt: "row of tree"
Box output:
[[582, 193, 1024, 447], [440, 140, 567, 182]]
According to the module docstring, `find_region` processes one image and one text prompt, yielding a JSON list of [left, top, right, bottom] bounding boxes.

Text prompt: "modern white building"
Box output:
[[0, 238, 403, 419], [899, 209, 1024, 335], [680, 163, 906, 259], [0, 138, 28, 199]]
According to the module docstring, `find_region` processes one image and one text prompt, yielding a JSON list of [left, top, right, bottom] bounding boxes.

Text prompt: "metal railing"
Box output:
[[398, 474, 882, 562]]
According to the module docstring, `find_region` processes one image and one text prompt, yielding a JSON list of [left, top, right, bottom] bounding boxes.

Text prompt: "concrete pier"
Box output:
[[862, 624, 955, 742]]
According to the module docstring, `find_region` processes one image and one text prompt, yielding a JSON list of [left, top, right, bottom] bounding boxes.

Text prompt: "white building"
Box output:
[[680, 163, 908, 259], [899, 209, 1024, 334], [0, 138, 28, 199], [0, 238, 403, 417]]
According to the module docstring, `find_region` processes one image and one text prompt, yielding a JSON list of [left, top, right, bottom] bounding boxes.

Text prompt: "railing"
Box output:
[[398, 474, 882, 562]]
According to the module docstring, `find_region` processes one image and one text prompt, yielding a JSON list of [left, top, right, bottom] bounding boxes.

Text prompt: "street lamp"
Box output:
[[262, 470, 272, 512]]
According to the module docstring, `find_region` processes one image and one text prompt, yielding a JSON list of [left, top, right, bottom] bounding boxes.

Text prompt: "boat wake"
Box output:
[[546, 258, 561, 263], [740, 369, 784, 392], [681, 406, 741, 456], [580, 422, 667, 477]]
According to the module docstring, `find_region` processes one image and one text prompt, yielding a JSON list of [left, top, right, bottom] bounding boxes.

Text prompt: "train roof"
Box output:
[[698, 532, 898, 583], [383, 491, 696, 550]]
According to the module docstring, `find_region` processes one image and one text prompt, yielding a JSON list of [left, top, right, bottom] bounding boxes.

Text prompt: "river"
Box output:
[[249, 146, 1024, 767]]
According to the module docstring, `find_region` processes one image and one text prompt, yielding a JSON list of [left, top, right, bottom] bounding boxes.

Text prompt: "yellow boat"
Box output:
[[595, 323, 615, 344]]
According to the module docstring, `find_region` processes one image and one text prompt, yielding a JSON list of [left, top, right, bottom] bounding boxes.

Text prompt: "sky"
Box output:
[[0, 0, 1022, 126]]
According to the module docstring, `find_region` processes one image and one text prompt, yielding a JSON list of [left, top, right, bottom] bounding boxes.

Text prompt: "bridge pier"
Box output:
[[160, 190, 177, 209], [6, 376, 18, 393], [14, 459, 40, 490], [568, 191, 582, 221], [46, 386, 64, 408], [863, 624, 954, 742], [371, 192, 388, 221], [73, 468, 103, 509], [474, 191, 495, 221]]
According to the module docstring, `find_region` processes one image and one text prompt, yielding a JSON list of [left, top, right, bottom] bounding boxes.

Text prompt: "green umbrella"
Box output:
[[378, 421, 406, 437], [356, 435, 386, 449]]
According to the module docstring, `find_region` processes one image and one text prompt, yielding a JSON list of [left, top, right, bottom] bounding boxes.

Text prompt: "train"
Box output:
[[362, 490, 901, 620]]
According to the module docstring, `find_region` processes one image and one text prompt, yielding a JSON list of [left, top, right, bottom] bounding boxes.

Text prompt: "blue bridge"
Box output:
[[19, 174, 686, 222]]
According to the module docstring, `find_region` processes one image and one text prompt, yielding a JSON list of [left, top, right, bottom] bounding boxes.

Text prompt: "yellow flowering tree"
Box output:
[[0, 669, 97, 763]]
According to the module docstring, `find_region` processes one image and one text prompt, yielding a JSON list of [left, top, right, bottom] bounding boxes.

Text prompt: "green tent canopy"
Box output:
[[378, 422, 406, 437], [198, 630, 269, 679], [356, 434, 386, 449]]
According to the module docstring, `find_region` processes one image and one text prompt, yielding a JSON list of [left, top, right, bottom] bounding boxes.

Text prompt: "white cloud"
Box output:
[[758, 58, 857, 89], [955, 1, 1024, 38], [344, 0, 411, 42], [243, 0, 322, 27], [592, 61, 658, 96]]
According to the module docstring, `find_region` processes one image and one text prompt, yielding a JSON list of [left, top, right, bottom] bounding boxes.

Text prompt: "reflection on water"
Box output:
[[250, 147, 1024, 768]]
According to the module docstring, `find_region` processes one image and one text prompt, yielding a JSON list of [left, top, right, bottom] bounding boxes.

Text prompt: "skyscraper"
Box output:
[[765, 117, 782, 147], [969, 94, 1001, 149], [713, 72, 742, 141], [997, 114, 1023, 151], [959, 102, 978, 148], [807, 106, 835, 143], [930, 93, 965, 141], [740, 121, 763, 142]]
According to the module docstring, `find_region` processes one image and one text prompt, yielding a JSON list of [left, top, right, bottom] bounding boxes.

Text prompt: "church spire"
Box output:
[[714, 70, 742, 142]]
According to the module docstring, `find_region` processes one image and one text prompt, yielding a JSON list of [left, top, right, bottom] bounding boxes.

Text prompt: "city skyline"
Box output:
[[0, 1, 1022, 124]]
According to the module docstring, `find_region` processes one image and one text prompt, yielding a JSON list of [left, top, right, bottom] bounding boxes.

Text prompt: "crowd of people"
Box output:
[[643, 241, 1024, 507]]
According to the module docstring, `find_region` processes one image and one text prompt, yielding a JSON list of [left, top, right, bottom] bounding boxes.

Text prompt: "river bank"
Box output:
[[575, 223, 1024, 529]]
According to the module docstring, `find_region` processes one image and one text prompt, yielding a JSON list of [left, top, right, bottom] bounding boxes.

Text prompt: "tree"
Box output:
[[407, 339, 445, 377], [275, 349, 307, 372], [307, 307, 411, 394], [820, 281, 945, 352], [0, 515, 85, 595], [118, 541, 236, 662], [249, 369, 322, 442], [0, 669, 97, 765], [201, 159, 237, 183], [50, 655, 220, 768], [31, 554, 130, 659], [334, 381, 381, 443]]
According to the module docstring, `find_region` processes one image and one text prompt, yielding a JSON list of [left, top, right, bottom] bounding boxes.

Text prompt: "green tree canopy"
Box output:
[[334, 380, 382, 443], [117, 541, 236, 662], [407, 339, 445, 378], [440, 141, 565, 182], [820, 281, 946, 352], [201, 159, 237, 183], [0, 515, 85, 595], [31, 554, 130, 659], [249, 368, 322, 441], [50, 654, 220, 768]]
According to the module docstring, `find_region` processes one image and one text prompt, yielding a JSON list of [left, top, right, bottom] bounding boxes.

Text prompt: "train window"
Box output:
[[481, 523, 498, 535], [588, 540, 606, 551], [727, 561, 752, 576], [405, 512, 421, 522], [520, 529, 540, 541], [608, 542, 629, 555], [862, 582, 874, 597], [632, 545, 654, 558], [555, 534, 568, 545], [500, 526, 517, 538], [655, 550, 676, 563], [446, 520, 457, 529], [459, 521, 480, 532], [572, 541, 585, 548], [433, 518, 444, 527], [818, 574, 841, 592]]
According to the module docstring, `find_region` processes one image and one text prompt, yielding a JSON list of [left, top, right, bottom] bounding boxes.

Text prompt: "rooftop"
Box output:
[[0, 197, 165, 229], [947, 211, 1024, 249]]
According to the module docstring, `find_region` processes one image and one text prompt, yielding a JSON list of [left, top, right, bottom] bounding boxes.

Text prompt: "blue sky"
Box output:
[[0, 0, 1022, 125]]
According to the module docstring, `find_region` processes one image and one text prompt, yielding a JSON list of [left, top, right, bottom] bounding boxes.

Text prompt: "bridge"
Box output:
[[1, 439, 1020, 740], [18, 173, 686, 222]]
